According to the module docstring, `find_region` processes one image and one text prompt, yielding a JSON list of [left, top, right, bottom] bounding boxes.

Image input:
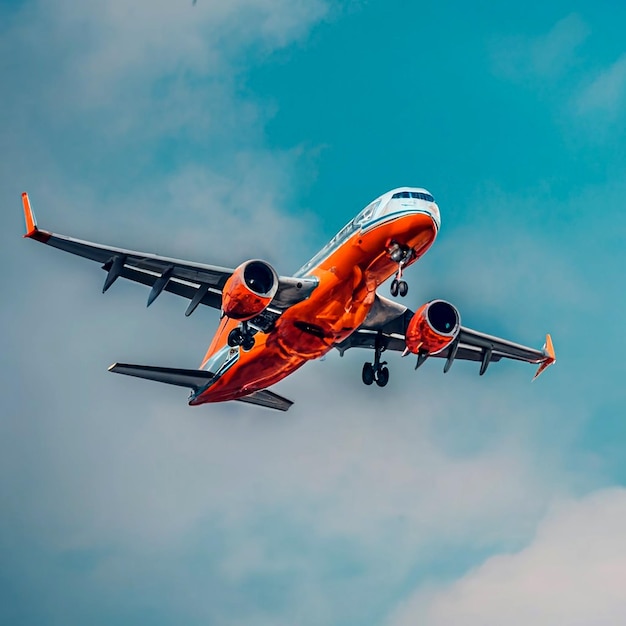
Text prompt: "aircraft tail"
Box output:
[[108, 363, 293, 411]]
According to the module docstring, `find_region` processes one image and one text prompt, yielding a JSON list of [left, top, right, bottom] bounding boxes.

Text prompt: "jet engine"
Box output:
[[221, 260, 279, 321], [405, 300, 461, 355]]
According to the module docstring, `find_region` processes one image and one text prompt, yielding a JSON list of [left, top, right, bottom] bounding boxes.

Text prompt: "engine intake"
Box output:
[[405, 300, 461, 355], [222, 260, 279, 321]]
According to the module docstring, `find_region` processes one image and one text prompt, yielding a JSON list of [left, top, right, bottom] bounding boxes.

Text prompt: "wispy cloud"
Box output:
[[490, 13, 626, 133], [0, 336, 577, 623], [574, 53, 626, 118], [388, 488, 626, 626], [492, 14, 589, 81]]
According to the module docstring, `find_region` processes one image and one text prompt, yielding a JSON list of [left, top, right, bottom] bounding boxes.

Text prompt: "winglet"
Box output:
[[22, 192, 38, 237], [533, 333, 556, 380]]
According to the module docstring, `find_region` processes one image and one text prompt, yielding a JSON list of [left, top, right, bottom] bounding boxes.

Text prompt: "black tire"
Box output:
[[375, 366, 389, 387], [362, 362, 375, 385], [228, 328, 243, 347], [390, 279, 399, 297], [241, 334, 255, 351], [398, 280, 408, 297]]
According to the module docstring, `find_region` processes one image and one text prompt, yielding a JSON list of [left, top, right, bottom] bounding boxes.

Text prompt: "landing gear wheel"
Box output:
[[398, 280, 408, 297], [228, 328, 244, 347], [362, 362, 375, 385], [390, 279, 399, 297], [241, 334, 255, 351], [361, 331, 391, 388], [375, 366, 389, 387]]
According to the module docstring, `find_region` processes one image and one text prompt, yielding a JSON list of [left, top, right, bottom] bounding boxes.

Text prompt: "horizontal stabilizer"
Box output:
[[237, 389, 294, 412], [108, 363, 293, 411], [108, 363, 214, 390]]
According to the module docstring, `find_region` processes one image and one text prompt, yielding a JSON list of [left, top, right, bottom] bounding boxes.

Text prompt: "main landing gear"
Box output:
[[227, 321, 255, 351], [362, 332, 390, 387], [388, 241, 413, 298]]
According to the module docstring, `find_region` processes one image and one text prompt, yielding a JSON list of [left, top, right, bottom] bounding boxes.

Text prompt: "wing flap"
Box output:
[[114, 265, 223, 309], [432, 344, 504, 363], [456, 327, 548, 363], [29, 229, 233, 287]]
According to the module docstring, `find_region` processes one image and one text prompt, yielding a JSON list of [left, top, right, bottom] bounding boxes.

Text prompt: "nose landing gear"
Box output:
[[362, 332, 390, 387], [390, 277, 408, 298], [388, 241, 413, 297]]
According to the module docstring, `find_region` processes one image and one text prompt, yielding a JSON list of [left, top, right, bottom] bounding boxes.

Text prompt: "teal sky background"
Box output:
[[1, 1, 626, 624]]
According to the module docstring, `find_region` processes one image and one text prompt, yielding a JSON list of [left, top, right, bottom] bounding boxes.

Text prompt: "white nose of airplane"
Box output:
[[429, 202, 441, 230], [386, 189, 440, 230]]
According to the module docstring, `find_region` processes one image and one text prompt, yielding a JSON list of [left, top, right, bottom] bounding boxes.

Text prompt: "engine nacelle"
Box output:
[[405, 300, 461, 355], [221, 260, 279, 321]]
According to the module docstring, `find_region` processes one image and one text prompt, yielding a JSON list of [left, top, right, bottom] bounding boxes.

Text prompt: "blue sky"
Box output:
[[1, 1, 626, 624]]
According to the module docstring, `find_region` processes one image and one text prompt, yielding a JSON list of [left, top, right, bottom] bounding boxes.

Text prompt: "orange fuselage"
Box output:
[[191, 211, 437, 405]]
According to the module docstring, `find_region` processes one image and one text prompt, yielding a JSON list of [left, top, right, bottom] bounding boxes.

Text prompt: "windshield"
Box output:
[[392, 191, 434, 202]]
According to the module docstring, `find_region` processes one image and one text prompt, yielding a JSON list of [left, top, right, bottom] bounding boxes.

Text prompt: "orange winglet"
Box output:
[[22, 192, 38, 237], [21, 192, 51, 242], [533, 333, 556, 380]]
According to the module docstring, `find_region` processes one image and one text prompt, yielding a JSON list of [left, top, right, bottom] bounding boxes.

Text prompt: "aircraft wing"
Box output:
[[21, 193, 316, 315], [335, 294, 556, 379]]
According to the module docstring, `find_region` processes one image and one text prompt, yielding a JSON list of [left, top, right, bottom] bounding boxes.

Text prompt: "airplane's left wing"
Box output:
[[21, 193, 315, 316], [335, 293, 556, 379]]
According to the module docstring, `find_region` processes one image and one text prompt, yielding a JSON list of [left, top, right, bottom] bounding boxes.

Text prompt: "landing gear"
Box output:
[[361, 332, 390, 387], [227, 322, 256, 351], [376, 365, 389, 387], [362, 362, 375, 385], [387, 241, 413, 298], [227, 327, 243, 347], [241, 334, 255, 351], [390, 278, 408, 298]]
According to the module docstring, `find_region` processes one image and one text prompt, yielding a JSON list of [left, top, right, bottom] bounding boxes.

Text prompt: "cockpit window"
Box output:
[[392, 191, 434, 202], [355, 200, 380, 223]]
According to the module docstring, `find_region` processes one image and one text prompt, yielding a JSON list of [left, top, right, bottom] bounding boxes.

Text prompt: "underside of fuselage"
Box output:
[[191, 207, 438, 406]]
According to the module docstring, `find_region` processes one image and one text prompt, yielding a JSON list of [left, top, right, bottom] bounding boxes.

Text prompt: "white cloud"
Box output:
[[0, 0, 330, 184], [492, 14, 589, 82], [1, 332, 577, 624], [575, 54, 626, 119], [6, 0, 328, 103], [388, 488, 626, 626], [490, 14, 626, 132]]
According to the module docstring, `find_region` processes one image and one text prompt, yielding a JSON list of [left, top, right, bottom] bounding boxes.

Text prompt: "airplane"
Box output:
[[21, 188, 556, 411]]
